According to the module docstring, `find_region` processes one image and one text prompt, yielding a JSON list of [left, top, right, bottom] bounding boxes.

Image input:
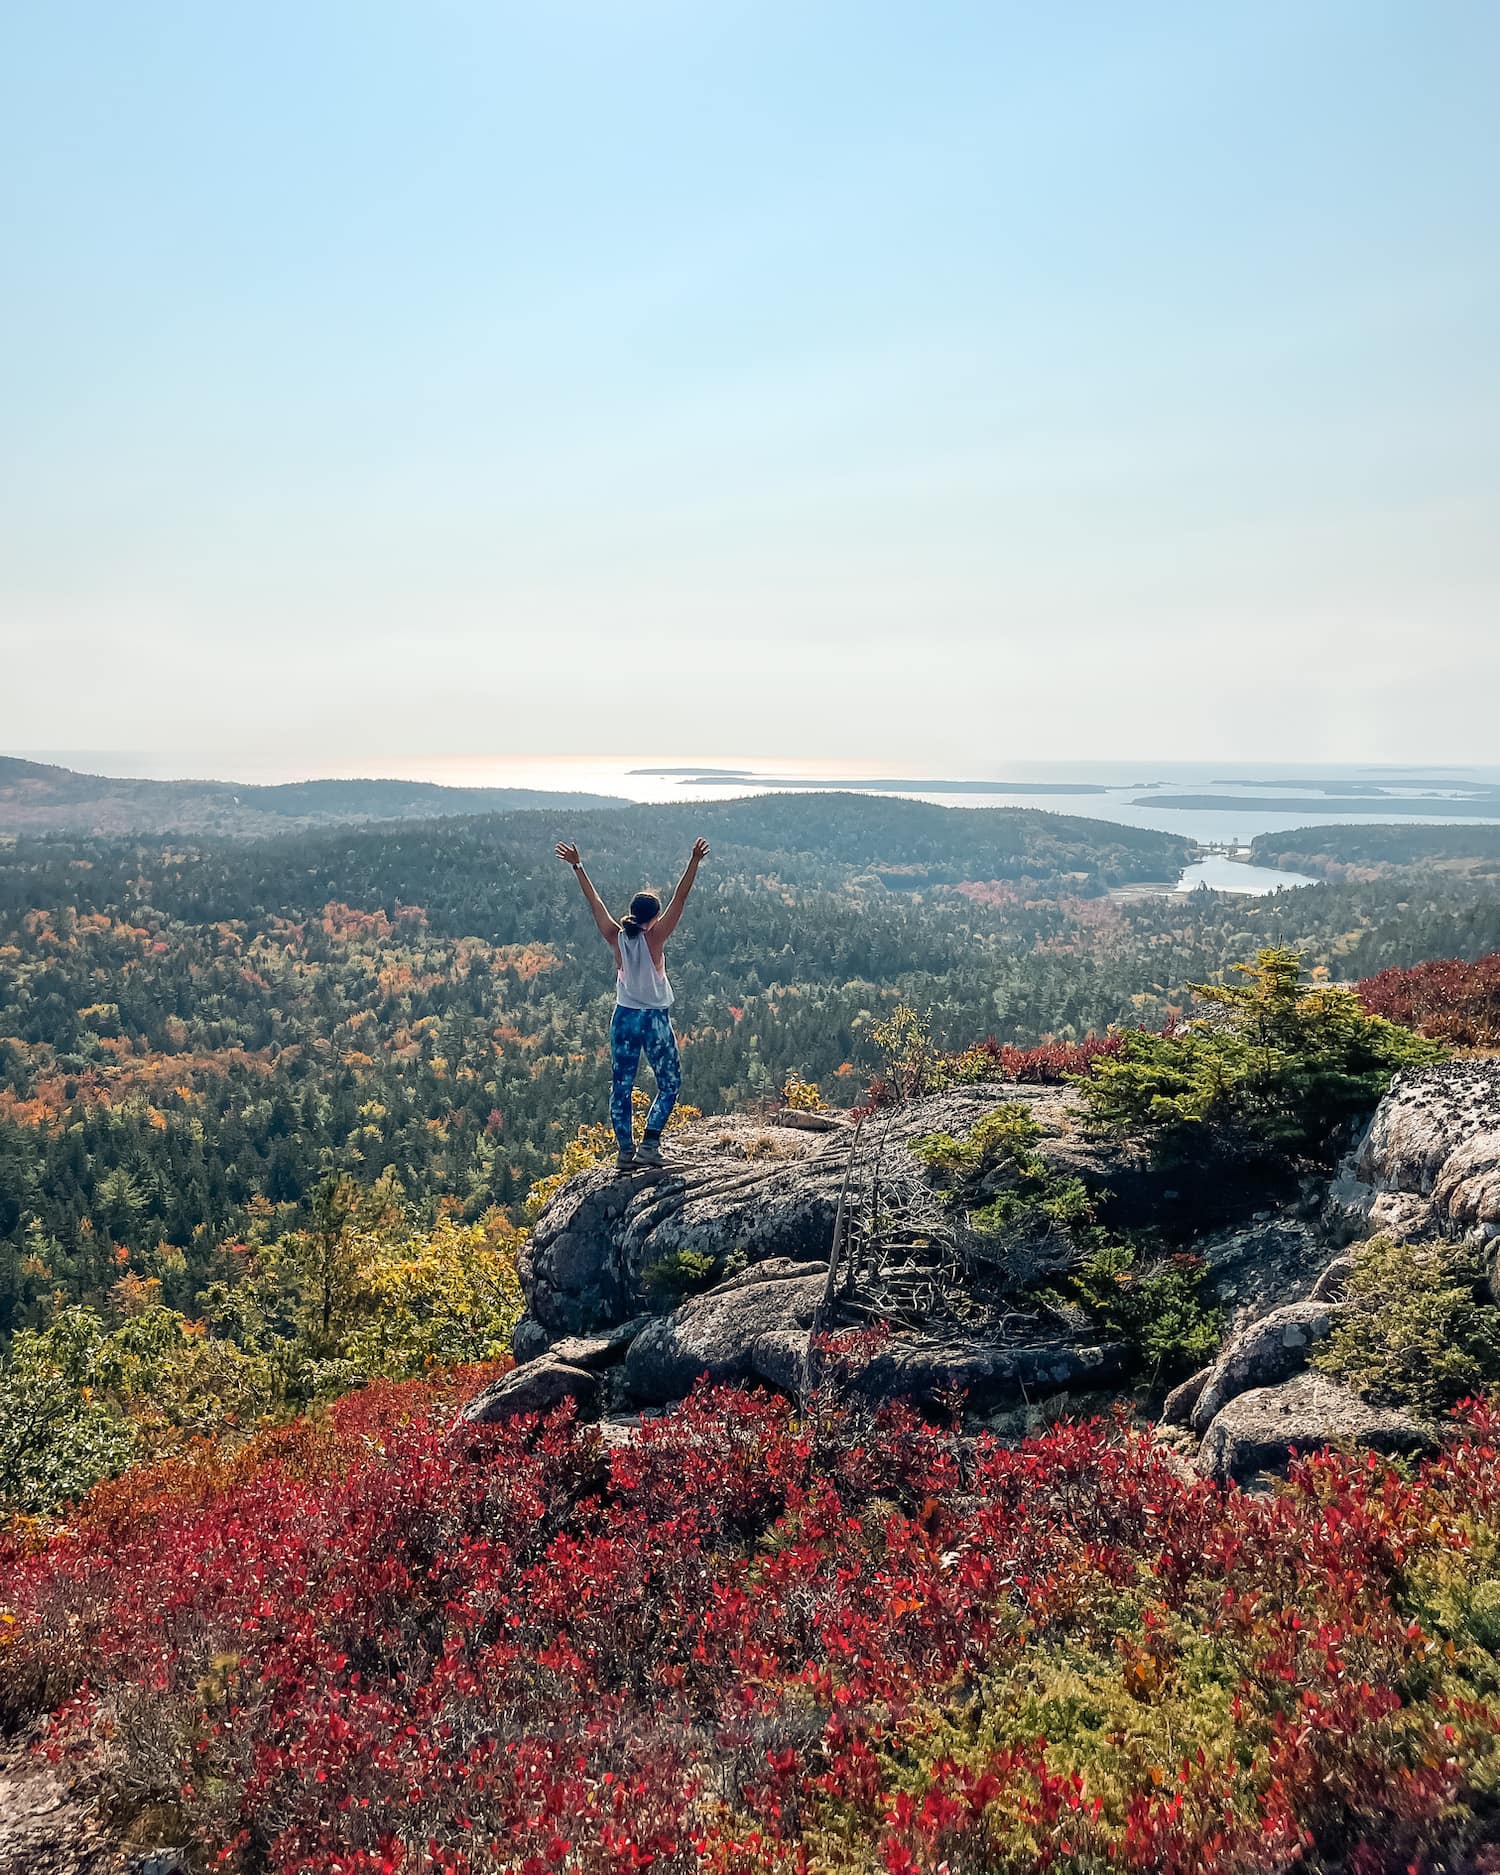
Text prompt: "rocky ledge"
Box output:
[[517, 1080, 1291, 1341], [518, 1084, 1138, 1335], [466, 1062, 1500, 1488], [478, 1086, 1142, 1430], [1158, 1060, 1500, 1480]]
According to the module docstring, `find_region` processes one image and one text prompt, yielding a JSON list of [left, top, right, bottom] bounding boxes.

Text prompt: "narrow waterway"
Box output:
[[1175, 854, 1317, 894]]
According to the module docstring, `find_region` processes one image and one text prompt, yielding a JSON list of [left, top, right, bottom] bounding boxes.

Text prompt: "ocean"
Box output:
[[22, 751, 1500, 895]]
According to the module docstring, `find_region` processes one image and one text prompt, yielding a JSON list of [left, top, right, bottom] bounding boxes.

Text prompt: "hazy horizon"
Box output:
[[14, 748, 1500, 786], [8, 745, 1500, 848], [5, 3, 1498, 760]]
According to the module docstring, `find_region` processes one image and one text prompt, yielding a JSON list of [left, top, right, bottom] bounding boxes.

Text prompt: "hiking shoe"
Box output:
[[635, 1136, 665, 1166], [615, 1150, 636, 1171]]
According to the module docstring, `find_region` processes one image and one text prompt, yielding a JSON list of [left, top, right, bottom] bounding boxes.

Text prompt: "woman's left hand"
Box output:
[[691, 838, 710, 863], [556, 842, 581, 866]]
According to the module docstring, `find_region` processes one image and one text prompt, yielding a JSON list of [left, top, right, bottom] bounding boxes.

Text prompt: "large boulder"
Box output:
[[521, 1086, 1125, 1338], [622, 1260, 827, 1403], [523, 1117, 849, 1336], [1341, 1061, 1500, 1246], [463, 1358, 602, 1425], [1160, 1365, 1212, 1428], [1195, 1373, 1436, 1484], [1188, 1300, 1343, 1435]]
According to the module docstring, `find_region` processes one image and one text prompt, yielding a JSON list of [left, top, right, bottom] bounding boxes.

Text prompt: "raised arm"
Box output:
[[556, 843, 620, 944], [652, 838, 710, 943]]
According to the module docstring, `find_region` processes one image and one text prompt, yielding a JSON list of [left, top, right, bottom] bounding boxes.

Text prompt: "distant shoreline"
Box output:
[[9, 752, 1500, 847], [629, 770, 1117, 795], [1145, 793, 1500, 816]]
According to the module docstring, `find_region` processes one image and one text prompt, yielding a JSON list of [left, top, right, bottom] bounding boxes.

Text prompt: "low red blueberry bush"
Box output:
[[948, 1032, 1131, 1083], [1358, 952, 1500, 1050], [856, 1032, 1135, 1111], [6, 1378, 1500, 1871]]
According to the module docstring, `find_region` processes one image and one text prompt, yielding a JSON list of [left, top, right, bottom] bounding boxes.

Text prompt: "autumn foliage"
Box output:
[[857, 1017, 1139, 1111], [6, 1379, 1500, 1871], [948, 1032, 1131, 1083], [1357, 951, 1500, 1050]]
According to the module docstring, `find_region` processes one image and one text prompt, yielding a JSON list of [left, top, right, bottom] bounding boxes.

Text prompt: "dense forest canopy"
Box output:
[[4, 794, 1500, 1342], [1252, 821, 1500, 874]]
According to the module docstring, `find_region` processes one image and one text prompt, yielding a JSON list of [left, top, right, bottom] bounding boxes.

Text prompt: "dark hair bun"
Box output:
[[621, 891, 661, 938]]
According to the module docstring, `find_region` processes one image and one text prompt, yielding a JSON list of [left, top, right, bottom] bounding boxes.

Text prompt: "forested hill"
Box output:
[[1253, 822, 1500, 876], [0, 755, 624, 835], [2, 791, 1193, 924]]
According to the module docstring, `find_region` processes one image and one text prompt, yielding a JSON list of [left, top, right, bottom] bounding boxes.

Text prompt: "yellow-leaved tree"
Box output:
[[342, 1209, 525, 1377]]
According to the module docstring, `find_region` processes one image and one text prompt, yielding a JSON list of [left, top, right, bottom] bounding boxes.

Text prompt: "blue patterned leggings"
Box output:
[[609, 1006, 682, 1151]]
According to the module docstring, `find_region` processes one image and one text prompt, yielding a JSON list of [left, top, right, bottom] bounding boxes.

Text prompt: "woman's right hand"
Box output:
[[691, 838, 710, 864], [556, 842, 581, 867]]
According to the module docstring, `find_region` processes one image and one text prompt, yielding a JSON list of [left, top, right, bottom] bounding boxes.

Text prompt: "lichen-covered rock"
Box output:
[[749, 1327, 813, 1393], [1190, 1215, 1331, 1334], [1435, 1128, 1500, 1240], [623, 1261, 828, 1403], [1340, 1061, 1500, 1245], [462, 1358, 601, 1424], [511, 1315, 649, 1368], [850, 1336, 1128, 1412], [1189, 1300, 1345, 1436], [510, 1316, 550, 1364], [544, 1318, 651, 1369], [1195, 1372, 1435, 1483]]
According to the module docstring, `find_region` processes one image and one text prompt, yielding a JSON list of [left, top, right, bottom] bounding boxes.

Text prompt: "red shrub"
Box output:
[[953, 1032, 1132, 1083], [856, 1030, 1146, 1111], [4, 1384, 1500, 1872], [1358, 952, 1500, 1048]]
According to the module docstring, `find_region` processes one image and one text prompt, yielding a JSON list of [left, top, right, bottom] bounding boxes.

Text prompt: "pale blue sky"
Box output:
[[3, 2, 1497, 768]]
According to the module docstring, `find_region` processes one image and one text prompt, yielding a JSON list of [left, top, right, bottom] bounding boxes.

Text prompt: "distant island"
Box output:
[[1143, 792, 1500, 816], [0, 756, 625, 837], [626, 766, 751, 777], [1213, 775, 1500, 796], [628, 767, 1117, 795], [1252, 822, 1500, 873]]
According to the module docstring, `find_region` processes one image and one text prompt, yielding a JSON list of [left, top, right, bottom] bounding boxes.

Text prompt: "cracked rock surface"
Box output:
[[1344, 1060, 1500, 1245], [0, 1737, 156, 1875]]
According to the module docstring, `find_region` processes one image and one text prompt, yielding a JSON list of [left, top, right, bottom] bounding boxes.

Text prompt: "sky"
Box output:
[[3, 1, 1498, 772]]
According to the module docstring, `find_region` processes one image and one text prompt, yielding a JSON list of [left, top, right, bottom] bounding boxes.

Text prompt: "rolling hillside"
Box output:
[[0, 756, 624, 836]]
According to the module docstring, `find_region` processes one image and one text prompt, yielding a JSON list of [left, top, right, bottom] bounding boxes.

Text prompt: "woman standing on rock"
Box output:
[[556, 837, 710, 1169]]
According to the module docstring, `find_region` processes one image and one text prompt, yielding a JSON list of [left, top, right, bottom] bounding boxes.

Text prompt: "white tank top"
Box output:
[[616, 929, 674, 1010]]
